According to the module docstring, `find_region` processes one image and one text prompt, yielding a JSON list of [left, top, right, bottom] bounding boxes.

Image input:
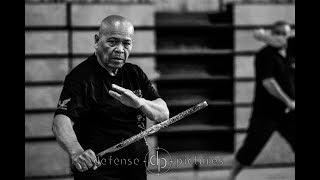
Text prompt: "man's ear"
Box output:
[[94, 34, 99, 49]]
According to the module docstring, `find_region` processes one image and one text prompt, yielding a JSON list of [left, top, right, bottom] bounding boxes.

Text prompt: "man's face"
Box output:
[[95, 23, 133, 70], [273, 24, 291, 47]]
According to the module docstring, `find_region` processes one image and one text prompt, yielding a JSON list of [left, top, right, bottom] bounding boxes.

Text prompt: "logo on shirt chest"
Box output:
[[133, 89, 142, 98]]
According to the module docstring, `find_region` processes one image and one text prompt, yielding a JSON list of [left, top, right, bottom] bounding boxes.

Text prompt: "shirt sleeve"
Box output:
[[54, 75, 87, 123], [255, 50, 276, 80], [136, 66, 161, 101]]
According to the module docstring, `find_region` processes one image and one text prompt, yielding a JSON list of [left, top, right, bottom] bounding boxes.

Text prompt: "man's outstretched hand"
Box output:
[[109, 84, 145, 109], [253, 28, 267, 40]]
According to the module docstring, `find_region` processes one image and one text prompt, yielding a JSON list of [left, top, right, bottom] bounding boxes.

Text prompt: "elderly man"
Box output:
[[52, 15, 169, 180]]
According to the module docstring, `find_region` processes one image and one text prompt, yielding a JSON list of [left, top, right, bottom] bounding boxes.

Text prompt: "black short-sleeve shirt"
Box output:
[[54, 54, 160, 160], [253, 46, 295, 117]]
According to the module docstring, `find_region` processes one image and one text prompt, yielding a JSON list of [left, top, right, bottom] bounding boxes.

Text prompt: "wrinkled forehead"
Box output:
[[100, 21, 134, 40]]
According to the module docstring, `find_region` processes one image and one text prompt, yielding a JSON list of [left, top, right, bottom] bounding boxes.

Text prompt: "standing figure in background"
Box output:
[[254, 27, 295, 70], [52, 15, 169, 180], [254, 26, 295, 85], [227, 21, 295, 180]]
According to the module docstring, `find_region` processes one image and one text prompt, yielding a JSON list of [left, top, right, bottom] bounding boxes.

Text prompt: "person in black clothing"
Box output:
[[227, 21, 295, 180], [253, 26, 295, 93], [52, 15, 169, 180], [253, 27, 295, 70]]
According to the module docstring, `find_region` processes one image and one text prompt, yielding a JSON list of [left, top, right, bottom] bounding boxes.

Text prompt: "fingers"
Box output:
[[109, 90, 121, 100], [72, 153, 85, 172], [109, 84, 127, 100], [74, 162, 82, 171], [72, 149, 100, 172], [285, 108, 290, 113], [256, 28, 266, 34], [78, 155, 90, 171], [81, 153, 93, 169], [109, 84, 141, 108], [111, 84, 127, 94], [86, 150, 101, 170], [253, 28, 266, 40]]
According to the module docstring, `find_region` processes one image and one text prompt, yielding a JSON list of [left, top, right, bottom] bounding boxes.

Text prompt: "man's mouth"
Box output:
[[111, 57, 124, 60]]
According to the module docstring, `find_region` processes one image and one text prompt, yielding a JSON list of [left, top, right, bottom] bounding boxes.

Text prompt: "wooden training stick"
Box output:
[[97, 101, 208, 157]]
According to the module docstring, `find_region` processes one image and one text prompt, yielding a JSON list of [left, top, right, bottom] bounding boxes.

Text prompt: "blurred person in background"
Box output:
[[254, 27, 295, 70], [52, 15, 169, 180], [227, 21, 295, 180]]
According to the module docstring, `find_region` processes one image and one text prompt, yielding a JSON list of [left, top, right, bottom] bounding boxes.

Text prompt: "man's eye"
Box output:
[[123, 42, 131, 47], [107, 40, 116, 44]]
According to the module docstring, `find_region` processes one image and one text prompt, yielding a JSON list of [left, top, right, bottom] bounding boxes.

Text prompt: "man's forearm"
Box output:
[[52, 114, 83, 156], [139, 98, 169, 122], [108, 84, 169, 122], [262, 78, 293, 106], [260, 35, 286, 48], [254, 29, 286, 48]]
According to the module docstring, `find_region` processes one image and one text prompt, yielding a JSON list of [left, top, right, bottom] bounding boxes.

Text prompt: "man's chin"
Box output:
[[110, 62, 125, 69]]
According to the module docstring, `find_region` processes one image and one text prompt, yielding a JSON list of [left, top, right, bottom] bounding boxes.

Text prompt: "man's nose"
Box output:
[[114, 43, 124, 53]]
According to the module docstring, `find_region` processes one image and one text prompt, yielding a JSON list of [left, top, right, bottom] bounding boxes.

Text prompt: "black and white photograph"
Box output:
[[25, 0, 295, 179]]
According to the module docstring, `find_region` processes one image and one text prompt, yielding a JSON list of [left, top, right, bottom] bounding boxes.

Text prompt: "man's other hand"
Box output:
[[285, 100, 295, 113], [109, 84, 144, 109], [253, 28, 267, 40], [288, 100, 295, 110], [71, 149, 101, 172]]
